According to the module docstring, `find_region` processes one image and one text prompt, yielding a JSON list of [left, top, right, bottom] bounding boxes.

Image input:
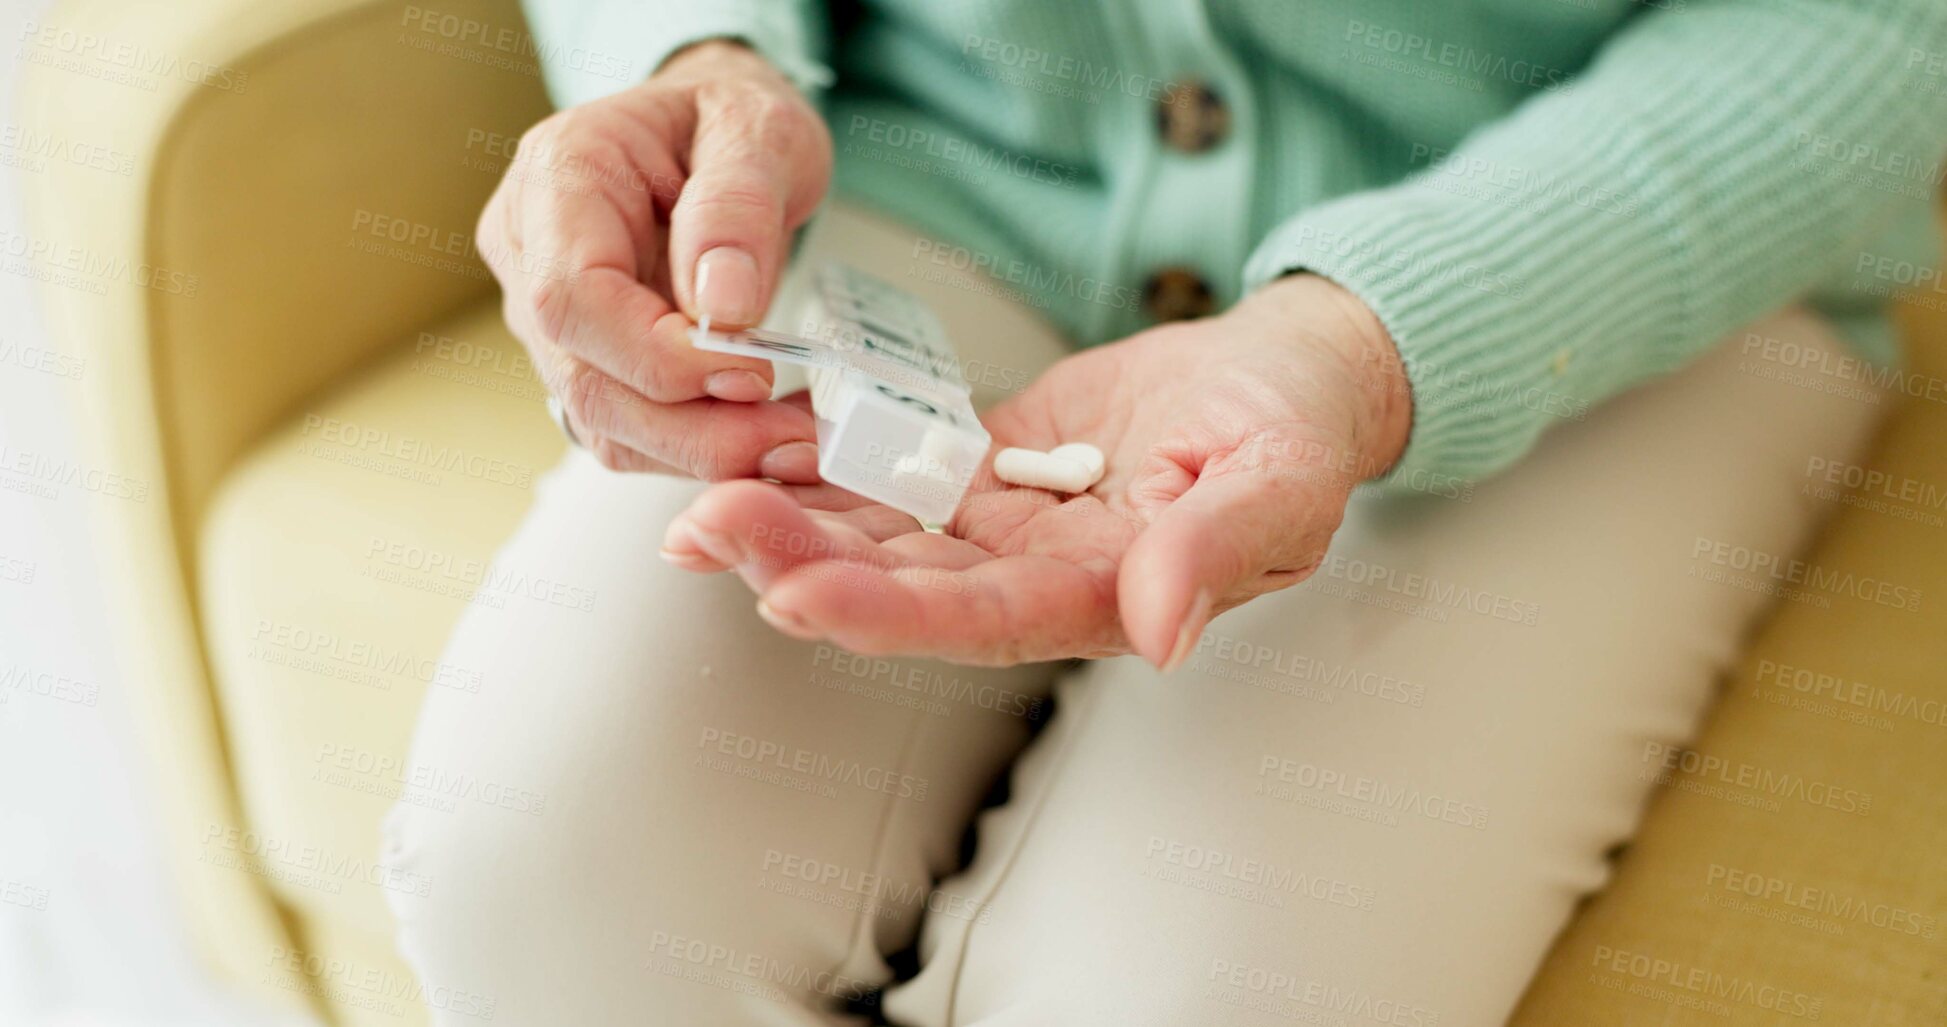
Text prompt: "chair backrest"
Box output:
[[14, 0, 551, 1009]]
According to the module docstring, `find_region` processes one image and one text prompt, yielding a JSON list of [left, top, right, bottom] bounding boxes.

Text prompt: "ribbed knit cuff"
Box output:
[[1245, 1, 1947, 491], [525, 0, 833, 109], [1243, 156, 1687, 490]]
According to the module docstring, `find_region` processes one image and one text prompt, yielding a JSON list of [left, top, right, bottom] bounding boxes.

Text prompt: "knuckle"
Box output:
[[619, 338, 671, 401], [588, 437, 631, 473], [529, 274, 572, 345], [474, 203, 503, 255], [559, 363, 607, 434], [517, 112, 572, 161], [682, 179, 781, 223], [673, 430, 732, 482], [501, 291, 528, 335]]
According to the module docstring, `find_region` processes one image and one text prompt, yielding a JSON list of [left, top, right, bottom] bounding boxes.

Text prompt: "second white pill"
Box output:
[[994, 444, 1105, 494]]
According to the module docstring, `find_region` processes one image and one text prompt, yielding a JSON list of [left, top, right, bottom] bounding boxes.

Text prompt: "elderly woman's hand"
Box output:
[[479, 40, 833, 481], [661, 274, 1413, 668]]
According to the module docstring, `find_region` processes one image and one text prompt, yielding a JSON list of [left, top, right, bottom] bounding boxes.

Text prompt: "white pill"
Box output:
[[994, 447, 1096, 493], [1048, 443, 1105, 481]]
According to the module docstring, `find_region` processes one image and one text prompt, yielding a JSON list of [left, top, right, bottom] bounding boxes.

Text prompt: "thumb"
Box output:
[[669, 95, 829, 330], [1118, 465, 1343, 672]]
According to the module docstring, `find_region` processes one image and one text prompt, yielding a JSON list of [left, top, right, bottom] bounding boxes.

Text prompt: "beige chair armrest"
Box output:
[[15, 0, 552, 1012]]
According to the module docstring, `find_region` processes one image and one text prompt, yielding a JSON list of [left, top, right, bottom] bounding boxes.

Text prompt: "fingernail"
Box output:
[[659, 546, 722, 572], [1160, 588, 1213, 674], [757, 598, 819, 639], [759, 441, 821, 483], [685, 523, 742, 567], [695, 246, 762, 327], [662, 518, 735, 568], [705, 369, 770, 402]]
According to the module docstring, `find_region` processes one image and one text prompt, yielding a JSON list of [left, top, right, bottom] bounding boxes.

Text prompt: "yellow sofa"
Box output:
[[18, 1, 1945, 1023]]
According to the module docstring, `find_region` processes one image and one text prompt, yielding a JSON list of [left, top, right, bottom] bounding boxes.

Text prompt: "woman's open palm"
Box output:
[[662, 275, 1410, 668]]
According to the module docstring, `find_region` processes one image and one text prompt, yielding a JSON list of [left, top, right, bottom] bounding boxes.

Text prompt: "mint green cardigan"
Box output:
[[526, 0, 1947, 486]]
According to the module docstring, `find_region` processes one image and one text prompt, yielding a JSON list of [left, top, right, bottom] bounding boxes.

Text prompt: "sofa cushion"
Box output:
[[1511, 294, 1947, 1024], [198, 300, 561, 1027]]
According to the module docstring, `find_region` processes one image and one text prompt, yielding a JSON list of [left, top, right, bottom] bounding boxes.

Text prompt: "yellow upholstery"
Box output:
[[199, 304, 560, 1025], [15, 0, 550, 1017], [16, 0, 1945, 1023], [1509, 279, 1947, 1025]]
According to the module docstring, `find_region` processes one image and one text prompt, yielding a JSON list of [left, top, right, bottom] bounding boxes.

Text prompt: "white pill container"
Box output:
[[692, 263, 991, 527]]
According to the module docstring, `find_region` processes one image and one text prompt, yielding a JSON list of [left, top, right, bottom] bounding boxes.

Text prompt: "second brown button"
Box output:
[[1142, 267, 1216, 323], [1157, 79, 1230, 153]]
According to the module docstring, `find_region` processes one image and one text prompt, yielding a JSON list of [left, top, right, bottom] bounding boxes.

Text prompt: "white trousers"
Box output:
[[381, 204, 1883, 1026]]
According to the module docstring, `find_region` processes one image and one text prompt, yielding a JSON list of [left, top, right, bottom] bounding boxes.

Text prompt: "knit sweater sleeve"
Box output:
[[520, 0, 833, 108], [1244, 0, 1947, 488]]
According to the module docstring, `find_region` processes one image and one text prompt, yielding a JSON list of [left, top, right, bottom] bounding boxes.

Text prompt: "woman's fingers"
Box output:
[[1117, 455, 1343, 670], [476, 46, 839, 483], [666, 481, 1120, 664], [665, 480, 913, 587], [520, 316, 816, 482], [520, 181, 776, 404], [764, 553, 1111, 666], [586, 384, 818, 482], [668, 76, 832, 329]]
